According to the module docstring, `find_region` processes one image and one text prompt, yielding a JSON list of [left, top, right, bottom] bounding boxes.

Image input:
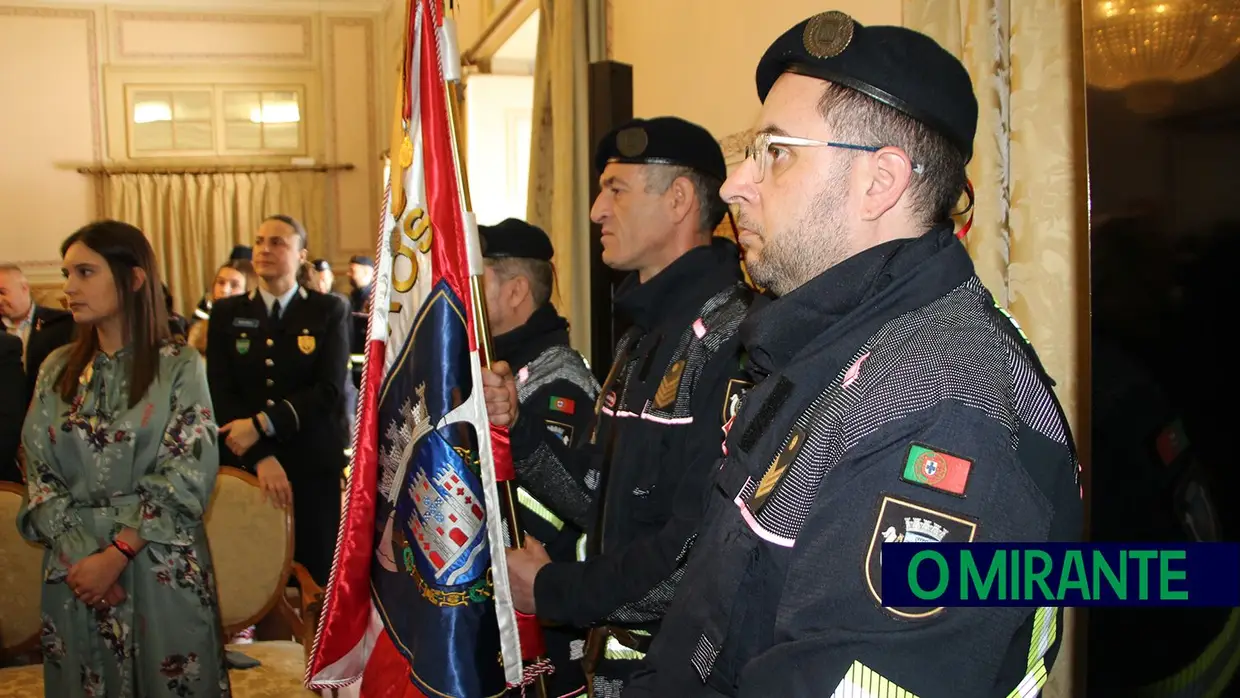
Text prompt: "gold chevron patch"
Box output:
[[654, 360, 685, 409], [749, 426, 806, 514]]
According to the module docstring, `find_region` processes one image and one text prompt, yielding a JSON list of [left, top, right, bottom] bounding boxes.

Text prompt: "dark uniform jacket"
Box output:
[[625, 225, 1083, 697], [1, 332, 25, 482], [206, 286, 350, 583], [23, 305, 75, 405], [508, 237, 763, 691], [1088, 336, 1233, 694], [494, 303, 599, 697]]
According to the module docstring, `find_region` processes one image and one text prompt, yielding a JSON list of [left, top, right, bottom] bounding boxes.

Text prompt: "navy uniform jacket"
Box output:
[[493, 303, 599, 697], [206, 286, 350, 583], [1, 333, 24, 481], [507, 238, 763, 689], [625, 226, 1083, 697]]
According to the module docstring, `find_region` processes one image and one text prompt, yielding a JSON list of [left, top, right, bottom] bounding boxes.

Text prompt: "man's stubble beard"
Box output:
[[745, 171, 852, 297]]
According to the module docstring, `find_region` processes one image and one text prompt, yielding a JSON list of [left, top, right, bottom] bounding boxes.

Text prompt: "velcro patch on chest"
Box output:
[[900, 443, 973, 497], [865, 495, 978, 619]]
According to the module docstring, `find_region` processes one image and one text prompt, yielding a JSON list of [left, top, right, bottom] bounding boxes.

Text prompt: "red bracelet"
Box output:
[[111, 539, 137, 561]]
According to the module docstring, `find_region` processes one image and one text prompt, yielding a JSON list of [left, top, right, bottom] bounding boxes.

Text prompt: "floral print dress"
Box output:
[[17, 342, 232, 697]]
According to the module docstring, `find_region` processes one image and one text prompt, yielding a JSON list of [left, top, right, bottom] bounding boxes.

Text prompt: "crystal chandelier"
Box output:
[[1084, 1, 1240, 91]]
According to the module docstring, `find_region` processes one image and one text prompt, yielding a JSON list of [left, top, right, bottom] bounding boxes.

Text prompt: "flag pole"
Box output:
[[438, 3, 550, 695]]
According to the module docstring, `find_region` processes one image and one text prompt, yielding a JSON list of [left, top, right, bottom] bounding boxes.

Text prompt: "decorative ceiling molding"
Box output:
[[24, 0, 391, 13]]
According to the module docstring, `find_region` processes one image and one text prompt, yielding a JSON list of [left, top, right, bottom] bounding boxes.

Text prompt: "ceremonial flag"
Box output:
[[306, 0, 544, 694]]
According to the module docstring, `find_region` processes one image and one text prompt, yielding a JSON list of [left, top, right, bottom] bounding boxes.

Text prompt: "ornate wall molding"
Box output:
[[112, 10, 315, 62], [0, 5, 103, 218], [323, 16, 379, 257], [719, 128, 753, 167]]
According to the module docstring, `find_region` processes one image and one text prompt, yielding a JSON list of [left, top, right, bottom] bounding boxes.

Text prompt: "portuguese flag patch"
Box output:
[[549, 396, 576, 415], [901, 443, 972, 496]]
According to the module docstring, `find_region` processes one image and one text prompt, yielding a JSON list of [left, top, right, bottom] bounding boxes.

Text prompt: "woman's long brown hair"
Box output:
[[55, 220, 171, 408]]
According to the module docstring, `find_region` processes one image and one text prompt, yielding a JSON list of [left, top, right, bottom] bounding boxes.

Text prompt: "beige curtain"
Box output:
[[527, 0, 592, 357], [101, 172, 327, 316], [902, 2, 1090, 697]]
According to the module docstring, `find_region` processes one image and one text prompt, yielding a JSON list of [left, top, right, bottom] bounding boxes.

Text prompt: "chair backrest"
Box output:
[[203, 467, 294, 637], [0, 482, 43, 658]]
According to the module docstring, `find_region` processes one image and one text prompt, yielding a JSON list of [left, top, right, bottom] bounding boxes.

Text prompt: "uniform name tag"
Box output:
[[232, 318, 260, 328]]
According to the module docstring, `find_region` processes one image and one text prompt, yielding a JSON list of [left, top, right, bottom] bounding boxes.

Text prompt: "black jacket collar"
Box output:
[[492, 303, 572, 370], [741, 224, 972, 380], [614, 237, 744, 331]]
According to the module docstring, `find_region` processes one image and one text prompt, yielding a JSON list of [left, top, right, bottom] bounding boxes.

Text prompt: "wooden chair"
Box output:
[[0, 469, 331, 697]]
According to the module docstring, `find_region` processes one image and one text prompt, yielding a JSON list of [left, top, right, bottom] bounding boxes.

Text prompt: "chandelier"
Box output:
[[1084, 1, 1240, 91]]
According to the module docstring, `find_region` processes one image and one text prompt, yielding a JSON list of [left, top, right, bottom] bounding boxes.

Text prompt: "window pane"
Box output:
[[226, 122, 263, 150], [132, 92, 172, 124], [173, 91, 212, 121], [263, 122, 300, 149], [133, 121, 174, 151], [175, 121, 213, 150], [258, 91, 301, 124], [223, 91, 261, 122]]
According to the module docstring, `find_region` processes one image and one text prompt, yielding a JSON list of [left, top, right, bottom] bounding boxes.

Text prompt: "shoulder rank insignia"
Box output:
[[865, 495, 978, 619], [654, 360, 686, 409], [749, 425, 805, 514], [543, 420, 574, 447], [298, 332, 316, 355], [901, 443, 973, 497], [722, 378, 753, 423]]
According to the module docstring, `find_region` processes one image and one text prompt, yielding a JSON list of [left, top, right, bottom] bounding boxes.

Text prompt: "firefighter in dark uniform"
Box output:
[[1088, 217, 1235, 695], [479, 217, 600, 697], [484, 116, 764, 697], [206, 214, 350, 585], [624, 13, 1083, 697]]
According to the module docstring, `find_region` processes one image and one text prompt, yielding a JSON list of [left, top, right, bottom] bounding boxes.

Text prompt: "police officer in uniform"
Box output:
[[206, 214, 350, 585], [480, 217, 600, 696], [624, 13, 1083, 696], [484, 117, 764, 696]]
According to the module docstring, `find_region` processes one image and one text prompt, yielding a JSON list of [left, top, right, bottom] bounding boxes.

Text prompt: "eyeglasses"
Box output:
[[742, 131, 923, 183]]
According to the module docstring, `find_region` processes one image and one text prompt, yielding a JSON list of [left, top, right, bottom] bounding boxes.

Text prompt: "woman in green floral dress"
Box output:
[[17, 220, 231, 697]]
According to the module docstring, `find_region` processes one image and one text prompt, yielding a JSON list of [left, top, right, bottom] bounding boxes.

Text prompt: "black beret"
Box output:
[[229, 245, 252, 261], [479, 218, 554, 262], [756, 11, 978, 162], [311, 259, 332, 272], [349, 255, 374, 267], [594, 116, 726, 182]]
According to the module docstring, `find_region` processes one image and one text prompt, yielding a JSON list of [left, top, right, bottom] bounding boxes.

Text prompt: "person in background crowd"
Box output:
[[0, 262, 76, 404], [163, 283, 189, 338], [206, 214, 350, 585], [0, 332, 24, 482], [188, 259, 257, 355], [18, 219, 231, 697], [484, 116, 762, 695], [192, 245, 252, 325], [347, 255, 374, 390], [623, 12, 1081, 696], [480, 217, 600, 697]]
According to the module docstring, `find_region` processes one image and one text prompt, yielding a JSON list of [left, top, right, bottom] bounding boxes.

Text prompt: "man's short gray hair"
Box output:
[[643, 165, 729, 235], [488, 257, 554, 307]]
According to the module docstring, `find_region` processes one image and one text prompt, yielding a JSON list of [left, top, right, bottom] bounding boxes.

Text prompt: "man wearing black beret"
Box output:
[[483, 116, 765, 694], [479, 217, 600, 696], [624, 11, 1082, 697]]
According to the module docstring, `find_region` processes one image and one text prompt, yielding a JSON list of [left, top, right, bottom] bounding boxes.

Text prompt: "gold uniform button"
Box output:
[[266, 339, 274, 347], [266, 378, 274, 387], [265, 399, 275, 407], [265, 358, 274, 367]]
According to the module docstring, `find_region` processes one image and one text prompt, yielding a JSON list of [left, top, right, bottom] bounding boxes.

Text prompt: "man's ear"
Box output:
[[668, 176, 696, 225], [508, 274, 532, 309], [861, 147, 915, 221]]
